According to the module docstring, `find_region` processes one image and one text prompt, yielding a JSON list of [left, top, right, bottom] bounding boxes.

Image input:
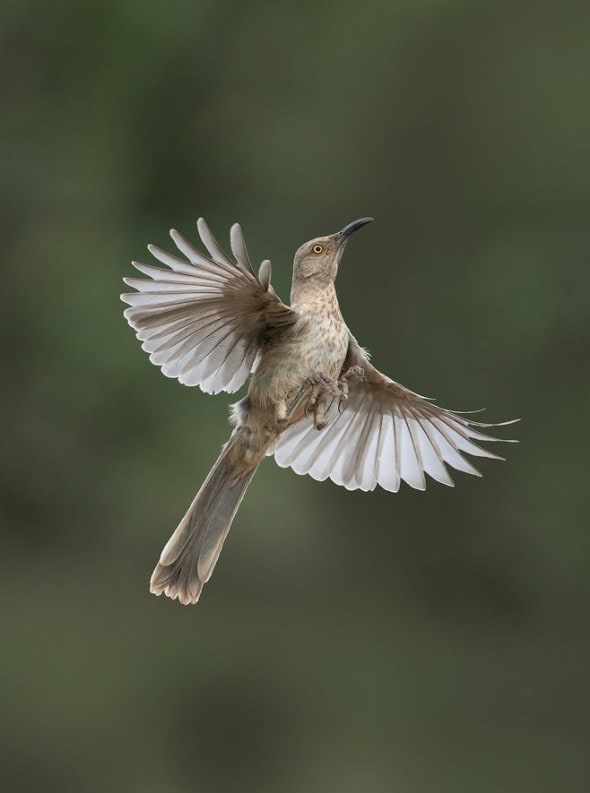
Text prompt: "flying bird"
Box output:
[[122, 217, 516, 604]]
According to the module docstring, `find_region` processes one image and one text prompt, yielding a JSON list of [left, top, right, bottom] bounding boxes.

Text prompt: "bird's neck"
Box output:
[[290, 277, 340, 314]]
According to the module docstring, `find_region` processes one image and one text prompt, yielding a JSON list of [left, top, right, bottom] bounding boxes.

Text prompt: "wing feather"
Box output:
[[122, 219, 296, 393], [401, 413, 427, 490], [340, 401, 375, 489], [230, 223, 256, 275], [355, 405, 382, 491], [377, 412, 400, 492], [272, 335, 517, 492], [316, 407, 360, 482], [196, 218, 234, 267]]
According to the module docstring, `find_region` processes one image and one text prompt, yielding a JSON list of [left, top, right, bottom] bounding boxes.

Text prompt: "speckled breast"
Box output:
[[297, 312, 349, 378]]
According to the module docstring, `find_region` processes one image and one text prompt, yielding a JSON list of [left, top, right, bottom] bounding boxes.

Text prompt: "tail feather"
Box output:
[[150, 440, 257, 604]]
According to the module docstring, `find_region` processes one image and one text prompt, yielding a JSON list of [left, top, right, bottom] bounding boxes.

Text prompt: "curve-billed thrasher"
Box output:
[[122, 217, 516, 604]]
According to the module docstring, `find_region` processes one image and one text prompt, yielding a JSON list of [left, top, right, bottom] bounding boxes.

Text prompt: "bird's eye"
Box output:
[[313, 245, 323, 254]]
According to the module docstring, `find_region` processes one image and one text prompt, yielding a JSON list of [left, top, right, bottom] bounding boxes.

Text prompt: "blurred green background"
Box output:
[[2, 1, 590, 791]]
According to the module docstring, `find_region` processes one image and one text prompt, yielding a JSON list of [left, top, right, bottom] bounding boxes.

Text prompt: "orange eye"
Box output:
[[313, 245, 323, 254]]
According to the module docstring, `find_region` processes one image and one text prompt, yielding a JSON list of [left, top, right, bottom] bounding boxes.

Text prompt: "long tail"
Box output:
[[150, 436, 258, 605]]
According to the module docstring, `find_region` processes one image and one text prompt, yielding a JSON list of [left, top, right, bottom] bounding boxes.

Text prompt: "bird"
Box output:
[[121, 217, 517, 605]]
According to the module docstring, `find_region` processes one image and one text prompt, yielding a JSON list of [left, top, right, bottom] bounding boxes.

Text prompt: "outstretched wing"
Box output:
[[121, 219, 296, 393], [271, 336, 518, 492]]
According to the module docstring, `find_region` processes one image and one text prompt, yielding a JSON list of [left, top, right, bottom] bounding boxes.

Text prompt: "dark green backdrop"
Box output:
[[2, 1, 589, 791]]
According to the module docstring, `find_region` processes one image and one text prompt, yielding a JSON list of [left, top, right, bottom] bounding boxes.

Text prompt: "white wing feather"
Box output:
[[122, 219, 294, 394], [272, 338, 518, 492]]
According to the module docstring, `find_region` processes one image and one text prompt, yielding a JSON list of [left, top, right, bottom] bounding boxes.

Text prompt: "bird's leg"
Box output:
[[278, 379, 319, 424], [308, 379, 337, 429], [281, 375, 332, 428], [340, 365, 366, 384], [282, 367, 367, 430], [275, 399, 289, 424], [335, 365, 366, 413], [312, 366, 367, 424], [304, 376, 326, 416]]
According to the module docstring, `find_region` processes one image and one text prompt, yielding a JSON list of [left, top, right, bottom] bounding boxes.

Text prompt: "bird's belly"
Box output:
[[251, 317, 348, 403], [294, 334, 345, 375]]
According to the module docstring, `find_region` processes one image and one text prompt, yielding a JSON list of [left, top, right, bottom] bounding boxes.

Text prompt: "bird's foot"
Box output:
[[340, 365, 366, 385], [283, 369, 365, 430], [275, 399, 289, 424], [279, 381, 314, 424], [334, 365, 366, 413], [305, 375, 350, 430]]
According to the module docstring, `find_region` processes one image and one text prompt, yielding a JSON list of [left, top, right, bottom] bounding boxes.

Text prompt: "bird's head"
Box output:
[[292, 217, 374, 284]]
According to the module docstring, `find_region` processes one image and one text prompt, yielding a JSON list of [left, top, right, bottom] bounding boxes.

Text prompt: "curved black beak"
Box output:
[[336, 217, 374, 243]]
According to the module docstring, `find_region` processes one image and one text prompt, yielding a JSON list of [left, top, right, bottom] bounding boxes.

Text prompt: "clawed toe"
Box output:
[[342, 365, 366, 383], [283, 371, 356, 430]]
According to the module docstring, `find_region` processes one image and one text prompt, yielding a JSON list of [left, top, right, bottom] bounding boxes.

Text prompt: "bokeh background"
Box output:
[[2, 1, 590, 791]]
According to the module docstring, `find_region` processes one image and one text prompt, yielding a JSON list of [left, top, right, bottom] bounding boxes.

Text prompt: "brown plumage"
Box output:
[[122, 217, 517, 605]]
